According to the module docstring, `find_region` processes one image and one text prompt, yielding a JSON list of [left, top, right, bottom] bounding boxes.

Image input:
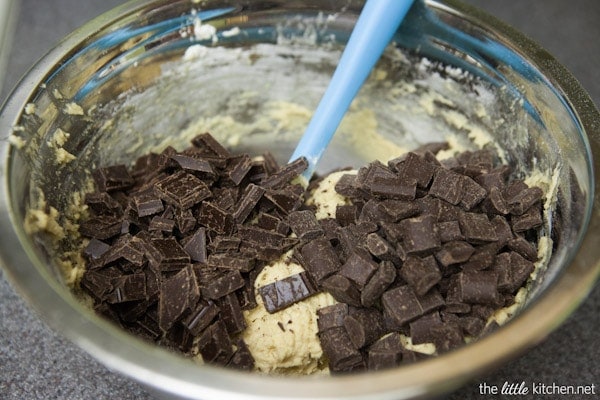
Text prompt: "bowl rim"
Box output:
[[1, 0, 599, 399]]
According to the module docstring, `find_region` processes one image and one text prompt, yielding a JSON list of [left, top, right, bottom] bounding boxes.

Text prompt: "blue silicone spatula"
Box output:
[[289, 0, 416, 183]]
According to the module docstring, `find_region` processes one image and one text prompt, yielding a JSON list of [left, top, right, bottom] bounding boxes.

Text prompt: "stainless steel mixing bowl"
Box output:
[[0, 1, 598, 399]]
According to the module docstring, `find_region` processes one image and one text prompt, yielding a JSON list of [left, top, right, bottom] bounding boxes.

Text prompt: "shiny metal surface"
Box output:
[[0, 1, 598, 399]]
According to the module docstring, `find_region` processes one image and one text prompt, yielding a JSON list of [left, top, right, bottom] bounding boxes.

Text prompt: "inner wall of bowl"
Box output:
[[9, 1, 592, 311]]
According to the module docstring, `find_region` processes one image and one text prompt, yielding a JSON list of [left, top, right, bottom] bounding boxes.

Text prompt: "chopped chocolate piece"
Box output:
[[147, 237, 190, 271], [377, 199, 420, 222], [261, 151, 280, 174], [431, 322, 463, 353], [399, 215, 441, 255], [103, 236, 146, 267], [483, 186, 510, 215], [149, 216, 175, 233], [222, 154, 253, 186], [367, 333, 404, 371], [461, 246, 495, 271], [460, 176, 487, 210], [259, 272, 318, 313], [200, 269, 246, 300], [396, 152, 436, 188], [436, 220, 463, 243], [83, 238, 111, 260], [434, 241, 474, 267], [300, 238, 341, 283], [319, 327, 365, 373], [175, 208, 196, 234], [182, 228, 207, 263], [227, 339, 255, 371], [457, 271, 500, 304], [361, 261, 396, 307], [85, 192, 123, 215], [131, 152, 161, 178], [369, 174, 417, 200], [79, 215, 122, 240], [92, 164, 134, 192], [334, 173, 362, 198], [429, 168, 464, 205], [154, 170, 211, 210], [191, 132, 231, 158], [232, 184, 265, 223], [366, 233, 400, 263], [207, 253, 255, 273], [256, 212, 282, 231], [409, 312, 443, 344], [116, 299, 150, 322], [198, 320, 234, 365], [459, 315, 485, 337], [507, 236, 538, 261], [382, 285, 423, 329], [208, 236, 241, 253], [511, 205, 543, 232], [237, 225, 285, 247], [170, 154, 215, 177], [158, 266, 195, 331], [343, 307, 385, 349], [504, 180, 528, 199], [287, 210, 323, 241], [335, 204, 358, 226], [459, 212, 498, 244], [264, 187, 303, 215], [197, 202, 235, 235], [260, 157, 308, 189], [81, 270, 115, 301], [216, 293, 247, 334], [494, 251, 534, 293], [339, 252, 379, 289], [182, 300, 219, 336], [490, 215, 513, 247], [399, 255, 442, 296], [213, 187, 237, 211], [317, 303, 349, 332], [321, 274, 362, 307], [507, 186, 543, 215], [133, 188, 165, 217]]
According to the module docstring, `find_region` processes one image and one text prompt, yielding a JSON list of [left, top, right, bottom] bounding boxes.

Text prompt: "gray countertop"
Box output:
[[1, 1, 598, 399]]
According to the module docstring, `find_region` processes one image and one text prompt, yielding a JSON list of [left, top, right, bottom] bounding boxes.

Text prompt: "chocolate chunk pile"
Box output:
[[305, 147, 543, 373], [80, 133, 310, 370], [78, 133, 544, 375]]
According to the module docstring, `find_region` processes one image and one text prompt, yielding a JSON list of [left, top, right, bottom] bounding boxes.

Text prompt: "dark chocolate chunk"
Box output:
[[382, 285, 423, 329], [367, 333, 404, 371], [227, 339, 255, 371], [191, 132, 231, 158], [146, 237, 190, 271], [429, 168, 464, 205], [237, 225, 285, 247], [232, 184, 265, 223], [197, 202, 235, 235], [436, 220, 463, 243], [460, 176, 487, 210], [170, 154, 215, 177], [461, 246, 495, 271], [361, 261, 396, 307], [318, 327, 365, 373], [85, 192, 123, 215], [175, 208, 196, 234], [107, 273, 147, 304], [321, 274, 362, 307], [199, 269, 246, 300], [507, 236, 538, 261], [264, 187, 303, 215], [182, 228, 207, 263], [83, 238, 111, 260], [223, 154, 253, 186], [457, 271, 500, 304], [459, 315, 486, 337], [92, 164, 134, 192], [434, 241, 474, 267], [339, 252, 379, 289], [149, 216, 175, 233], [79, 215, 122, 240], [259, 272, 318, 313], [317, 303, 349, 332], [103, 236, 146, 267], [395, 152, 436, 188], [334, 173, 362, 198], [361, 162, 417, 200], [507, 186, 543, 215], [511, 205, 543, 232], [154, 170, 211, 210], [399, 215, 441, 255], [494, 251, 534, 293], [208, 235, 241, 253], [343, 307, 385, 349], [366, 233, 400, 263], [260, 157, 308, 189], [335, 204, 358, 226], [377, 199, 420, 222], [158, 266, 195, 331], [300, 238, 341, 283], [216, 293, 247, 334], [287, 210, 324, 241], [490, 215, 513, 248], [132, 190, 165, 218], [459, 212, 498, 244], [484, 186, 510, 215], [431, 322, 464, 353], [181, 300, 219, 336], [198, 320, 234, 365], [399, 255, 442, 296], [207, 253, 255, 273], [409, 312, 443, 344]]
